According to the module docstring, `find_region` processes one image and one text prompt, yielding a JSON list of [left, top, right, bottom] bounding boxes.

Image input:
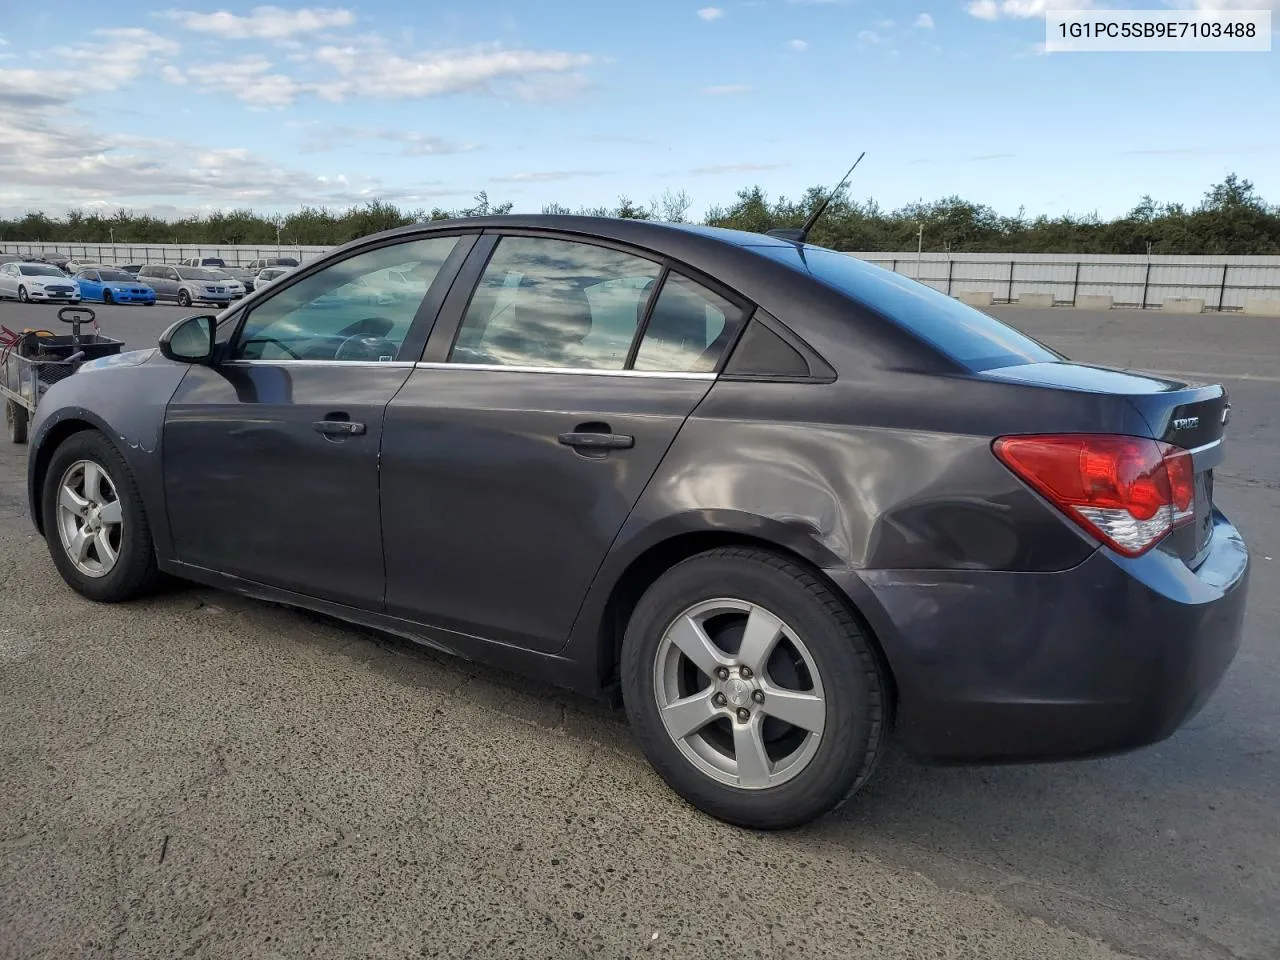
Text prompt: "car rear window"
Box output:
[[754, 245, 1061, 371]]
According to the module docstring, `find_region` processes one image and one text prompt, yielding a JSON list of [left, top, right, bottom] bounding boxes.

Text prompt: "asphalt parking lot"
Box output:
[[1, 300, 1277, 960]]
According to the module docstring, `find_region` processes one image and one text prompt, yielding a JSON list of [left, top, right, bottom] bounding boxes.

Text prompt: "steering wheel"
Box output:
[[333, 335, 400, 362], [335, 316, 395, 339], [249, 337, 303, 360]]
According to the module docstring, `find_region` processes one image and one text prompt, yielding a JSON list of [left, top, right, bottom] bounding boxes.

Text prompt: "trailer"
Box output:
[[1, 307, 124, 443]]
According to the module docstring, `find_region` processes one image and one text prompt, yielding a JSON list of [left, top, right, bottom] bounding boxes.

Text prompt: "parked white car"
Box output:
[[0, 261, 81, 303], [253, 265, 293, 291]]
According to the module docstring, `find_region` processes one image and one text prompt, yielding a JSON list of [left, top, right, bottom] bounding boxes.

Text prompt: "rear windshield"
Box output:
[[755, 245, 1061, 371]]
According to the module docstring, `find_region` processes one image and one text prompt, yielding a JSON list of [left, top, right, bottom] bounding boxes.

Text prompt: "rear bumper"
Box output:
[[843, 511, 1249, 763]]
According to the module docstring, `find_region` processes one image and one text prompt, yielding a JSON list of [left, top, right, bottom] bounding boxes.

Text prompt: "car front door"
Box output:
[[161, 232, 475, 610], [76, 270, 101, 300], [380, 233, 751, 653], [0, 263, 16, 297]]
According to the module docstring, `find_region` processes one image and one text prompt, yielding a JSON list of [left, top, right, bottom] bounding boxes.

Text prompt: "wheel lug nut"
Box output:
[[738, 665, 752, 680], [736, 708, 750, 723], [712, 693, 728, 707], [751, 690, 765, 704], [715, 666, 730, 681]]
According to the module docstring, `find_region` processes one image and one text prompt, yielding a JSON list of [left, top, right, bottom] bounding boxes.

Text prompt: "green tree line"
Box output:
[[3, 175, 1277, 255]]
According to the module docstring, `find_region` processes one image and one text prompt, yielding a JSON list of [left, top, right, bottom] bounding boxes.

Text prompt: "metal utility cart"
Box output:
[[1, 307, 124, 444]]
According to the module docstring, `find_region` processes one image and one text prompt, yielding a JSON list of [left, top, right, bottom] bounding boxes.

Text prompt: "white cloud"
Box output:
[[915, 12, 935, 28], [968, 0, 1092, 18], [0, 29, 180, 106], [157, 6, 356, 40], [857, 29, 887, 44], [305, 40, 593, 103], [0, 108, 421, 211], [690, 163, 789, 175], [788, 38, 809, 50], [294, 123, 481, 157], [700, 83, 752, 94], [875, 18, 896, 28], [1165, 0, 1280, 9], [493, 171, 611, 183], [697, 7, 725, 21]]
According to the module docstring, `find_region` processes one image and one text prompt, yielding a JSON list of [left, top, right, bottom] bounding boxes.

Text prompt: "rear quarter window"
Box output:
[[755, 246, 1061, 371]]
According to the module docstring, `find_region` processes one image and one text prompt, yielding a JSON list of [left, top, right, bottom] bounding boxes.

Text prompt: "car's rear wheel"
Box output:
[[41, 430, 161, 602], [102, 289, 114, 304], [621, 547, 887, 830], [177, 289, 191, 307]]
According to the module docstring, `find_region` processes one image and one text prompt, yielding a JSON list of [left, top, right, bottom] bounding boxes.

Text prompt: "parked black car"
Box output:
[[23, 216, 1249, 829]]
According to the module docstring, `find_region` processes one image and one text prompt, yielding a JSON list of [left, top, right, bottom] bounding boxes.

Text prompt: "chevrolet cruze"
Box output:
[[23, 216, 1249, 829]]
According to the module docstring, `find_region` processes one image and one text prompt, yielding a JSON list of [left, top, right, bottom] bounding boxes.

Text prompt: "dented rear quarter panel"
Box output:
[[26, 349, 191, 557]]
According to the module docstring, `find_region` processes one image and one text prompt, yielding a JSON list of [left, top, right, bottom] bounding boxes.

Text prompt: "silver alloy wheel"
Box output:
[[55, 459, 124, 578], [653, 598, 827, 790]]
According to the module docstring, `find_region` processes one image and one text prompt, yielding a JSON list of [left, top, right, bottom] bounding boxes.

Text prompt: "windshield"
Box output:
[[20, 264, 66, 277], [754, 245, 1062, 371], [99, 269, 135, 282], [177, 267, 221, 281]]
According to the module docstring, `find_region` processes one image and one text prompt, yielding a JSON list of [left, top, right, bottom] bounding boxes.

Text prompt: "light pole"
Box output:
[[916, 223, 924, 279], [109, 227, 115, 261], [276, 226, 282, 256]]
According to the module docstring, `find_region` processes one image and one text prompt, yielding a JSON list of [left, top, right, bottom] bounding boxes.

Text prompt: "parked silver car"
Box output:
[[0, 261, 81, 302], [135, 265, 235, 307]]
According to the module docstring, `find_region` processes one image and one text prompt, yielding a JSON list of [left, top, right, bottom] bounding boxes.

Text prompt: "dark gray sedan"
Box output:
[[23, 216, 1249, 830]]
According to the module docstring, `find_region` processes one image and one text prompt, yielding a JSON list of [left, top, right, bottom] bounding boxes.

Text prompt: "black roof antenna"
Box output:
[[766, 151, 865, 246]]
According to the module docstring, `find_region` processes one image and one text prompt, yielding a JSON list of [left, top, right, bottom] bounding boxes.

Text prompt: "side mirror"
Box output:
[[158, 314, 217, 364]]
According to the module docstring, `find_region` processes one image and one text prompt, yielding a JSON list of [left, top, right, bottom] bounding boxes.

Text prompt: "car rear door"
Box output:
[[161, 232, 476, 610], [380, 232, 751, 653]]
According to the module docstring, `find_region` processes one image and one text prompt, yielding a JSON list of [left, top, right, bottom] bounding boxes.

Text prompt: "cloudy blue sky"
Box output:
[[0, 0, 1276, 221]]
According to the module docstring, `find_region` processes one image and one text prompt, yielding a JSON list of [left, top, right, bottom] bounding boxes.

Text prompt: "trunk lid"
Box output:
[[980, 361, 1229, 567]]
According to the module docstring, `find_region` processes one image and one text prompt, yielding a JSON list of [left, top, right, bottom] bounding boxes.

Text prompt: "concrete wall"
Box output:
[[1244, 298, 1280, 316], [1162, 297, 1205, 314], [1074, 294, 1114, 310]]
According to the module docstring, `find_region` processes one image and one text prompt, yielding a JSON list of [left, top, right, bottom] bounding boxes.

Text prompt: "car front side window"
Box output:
[[450, 236, 663, 370], [230, 236, 461, 363]]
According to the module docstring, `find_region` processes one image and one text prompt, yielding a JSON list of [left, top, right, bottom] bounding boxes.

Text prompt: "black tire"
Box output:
[[621, 547, 887, 830], [18, 286, 29, 303], [6, 400, 28, 444], [41, 430, 161, 602], [177, 289, 191, 307], [102, 289, 114, 304]]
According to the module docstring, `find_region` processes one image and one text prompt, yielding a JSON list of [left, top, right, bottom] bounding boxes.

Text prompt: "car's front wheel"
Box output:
[[102, 289, 114, 304], [621, 547, 888, 830], [18, 286, 29, 303], [41, 430, 161, 602], [177, 289, 191, 307]]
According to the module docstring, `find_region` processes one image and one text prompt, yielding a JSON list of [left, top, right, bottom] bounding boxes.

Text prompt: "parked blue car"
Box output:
[[73, 267, 157, 305]]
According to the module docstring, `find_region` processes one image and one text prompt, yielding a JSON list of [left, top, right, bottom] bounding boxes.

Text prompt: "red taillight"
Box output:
[[993, 434, 1195, 557]]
